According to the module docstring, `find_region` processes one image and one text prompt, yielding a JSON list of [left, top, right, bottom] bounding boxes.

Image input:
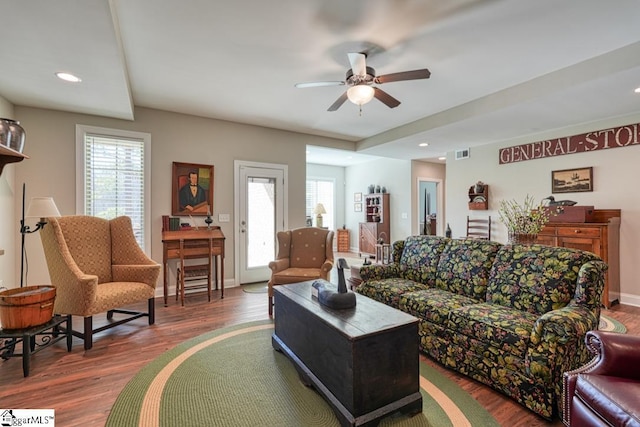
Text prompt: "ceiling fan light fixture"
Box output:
[[347, 85, 374, 106]]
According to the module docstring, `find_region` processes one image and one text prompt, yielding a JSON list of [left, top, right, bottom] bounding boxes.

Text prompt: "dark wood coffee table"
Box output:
[[272, 280, 422, 427]]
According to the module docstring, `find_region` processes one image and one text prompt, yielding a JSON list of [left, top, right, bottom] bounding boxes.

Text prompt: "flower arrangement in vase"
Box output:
[[498, 195, 551, 244]]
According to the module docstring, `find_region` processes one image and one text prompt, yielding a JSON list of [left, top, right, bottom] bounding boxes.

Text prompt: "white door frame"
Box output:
[[416, 177, 444, 236], [233, 160, 288, 286]]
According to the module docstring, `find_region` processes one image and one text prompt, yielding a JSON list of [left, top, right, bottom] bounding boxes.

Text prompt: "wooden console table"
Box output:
[[162, 228, 225, 306]]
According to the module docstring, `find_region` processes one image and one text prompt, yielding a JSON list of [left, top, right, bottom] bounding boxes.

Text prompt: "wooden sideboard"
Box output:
[[536, 209, 620, 308]]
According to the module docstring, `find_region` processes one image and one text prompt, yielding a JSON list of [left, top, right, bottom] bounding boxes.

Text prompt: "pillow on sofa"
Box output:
[[398, 236, 448, 286], [435, 238, 502, 300], [486, 244, 600, 315]]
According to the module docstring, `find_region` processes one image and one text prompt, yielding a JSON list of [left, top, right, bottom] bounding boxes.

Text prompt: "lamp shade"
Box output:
[[26, 197, 61, 218], [347, 85, 375, 106], [313, 203, 327, 215]]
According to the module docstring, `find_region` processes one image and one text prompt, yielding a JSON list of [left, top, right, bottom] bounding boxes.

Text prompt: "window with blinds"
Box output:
[[76, 125, 151, 252], [306, 178, 334, 229]]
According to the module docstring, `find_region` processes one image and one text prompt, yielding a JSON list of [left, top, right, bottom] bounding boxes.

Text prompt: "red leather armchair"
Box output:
[[563, 330, 640, 427]]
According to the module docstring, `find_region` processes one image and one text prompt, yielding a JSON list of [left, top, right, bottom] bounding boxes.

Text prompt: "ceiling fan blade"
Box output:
[[347, 52, 367, 77], [373, 87, 401, 108], [295, 81, 345, 89], [327, 92, 348, 111], [375, 69, 431, 84]]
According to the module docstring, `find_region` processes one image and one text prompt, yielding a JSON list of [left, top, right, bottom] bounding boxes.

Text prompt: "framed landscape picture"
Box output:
[[551, 167, 593, 194], [172, 162, 214, 215]]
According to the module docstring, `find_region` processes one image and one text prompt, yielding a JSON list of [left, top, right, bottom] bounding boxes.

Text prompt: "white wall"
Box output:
[[0, 96, 16, 289], [12, 106, 353, 290], [344, 158, 413, 251], [446, 113, 640, 306]]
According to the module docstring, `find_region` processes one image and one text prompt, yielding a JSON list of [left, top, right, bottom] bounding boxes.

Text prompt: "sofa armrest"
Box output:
[[573, 331, 640, 380], [320, 259, 333, 273], [562, 330, 640, 425], [391, 240, 405, 264], [268, 258, 290, 274], [572, 260, 608, 308], [112, 264, 161, 288], [529, 305, 598, 382], [360, 263, 400, 281]]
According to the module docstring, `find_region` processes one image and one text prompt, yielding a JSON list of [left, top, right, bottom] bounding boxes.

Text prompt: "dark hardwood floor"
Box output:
[[1, 275, 638, 427]]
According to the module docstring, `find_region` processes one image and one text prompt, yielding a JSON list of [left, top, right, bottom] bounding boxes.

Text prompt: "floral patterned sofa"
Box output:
[[355, 235, 607, 419]]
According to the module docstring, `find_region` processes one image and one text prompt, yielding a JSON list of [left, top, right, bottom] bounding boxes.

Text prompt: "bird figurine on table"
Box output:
[[543, 196, 577, 206]]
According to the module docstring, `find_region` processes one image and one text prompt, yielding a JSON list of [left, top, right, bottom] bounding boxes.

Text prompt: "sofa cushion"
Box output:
[[447, 303, 538, 358], [398, 235, 447, 286], [356, 278, 429, 308], [400, 288, 479, 326], [486, 244, 599, 315], [271, 267, 323, 284], [575, 374, 640, 426], [435, 238, 502, 300]]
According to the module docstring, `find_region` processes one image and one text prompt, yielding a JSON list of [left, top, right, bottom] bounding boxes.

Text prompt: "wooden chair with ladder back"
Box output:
[[176, 237, 214, 306], [466, 215, 491, 240]]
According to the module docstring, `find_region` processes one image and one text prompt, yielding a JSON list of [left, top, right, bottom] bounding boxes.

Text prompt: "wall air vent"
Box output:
[[455, 148, 470, 160]]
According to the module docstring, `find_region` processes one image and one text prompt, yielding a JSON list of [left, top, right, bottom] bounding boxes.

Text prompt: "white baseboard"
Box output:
[[154, 278, 238, 299], [618, 292, 640, 308]]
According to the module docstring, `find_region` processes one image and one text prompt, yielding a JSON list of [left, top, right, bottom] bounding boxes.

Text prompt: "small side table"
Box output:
[[336, 228, 350, 252], [348, 264, 363, 290], [0, 315, 72, 377]]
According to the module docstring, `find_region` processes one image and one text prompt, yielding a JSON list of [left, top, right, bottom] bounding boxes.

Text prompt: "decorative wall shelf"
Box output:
[[468, 184, 488, 210], [0, 145, 28, 175]]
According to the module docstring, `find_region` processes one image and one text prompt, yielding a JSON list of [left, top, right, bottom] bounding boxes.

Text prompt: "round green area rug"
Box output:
[[107, 320, 499, 427], [599, 314, 627, 333]]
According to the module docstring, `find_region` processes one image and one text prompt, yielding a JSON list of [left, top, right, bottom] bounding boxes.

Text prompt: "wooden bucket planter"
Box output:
[[0, 285, 56, 330]]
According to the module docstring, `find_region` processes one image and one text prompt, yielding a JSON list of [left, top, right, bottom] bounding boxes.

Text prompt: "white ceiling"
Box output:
[[2, 0, 640, 166]]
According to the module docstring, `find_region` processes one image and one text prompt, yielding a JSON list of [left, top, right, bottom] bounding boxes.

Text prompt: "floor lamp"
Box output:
[[19, 183, 61, 287]]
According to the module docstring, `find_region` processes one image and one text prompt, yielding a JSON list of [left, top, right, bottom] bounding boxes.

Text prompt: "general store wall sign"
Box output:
[[499, 122, 640, 164]]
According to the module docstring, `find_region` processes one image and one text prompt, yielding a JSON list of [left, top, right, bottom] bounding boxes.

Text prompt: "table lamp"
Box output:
[[314, 203, 326, 228], [20, 184, 61, 287]]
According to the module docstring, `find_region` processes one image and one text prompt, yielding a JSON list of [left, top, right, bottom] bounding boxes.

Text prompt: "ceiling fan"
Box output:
[[295, 52, 431, 112]]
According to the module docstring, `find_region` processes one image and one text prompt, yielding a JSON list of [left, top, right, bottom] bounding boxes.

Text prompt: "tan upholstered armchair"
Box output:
[[40, 215, 160, 350], [267, 227, 334, 315]]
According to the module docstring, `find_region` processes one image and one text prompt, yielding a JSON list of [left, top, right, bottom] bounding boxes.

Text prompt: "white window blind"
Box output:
[[76, 125, 151, 252], [306, 178, 334, 230]]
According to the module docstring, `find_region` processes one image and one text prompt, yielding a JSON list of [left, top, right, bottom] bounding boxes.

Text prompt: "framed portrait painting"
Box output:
[[172, 162, 214, 215], [551, 167, 593, 194]]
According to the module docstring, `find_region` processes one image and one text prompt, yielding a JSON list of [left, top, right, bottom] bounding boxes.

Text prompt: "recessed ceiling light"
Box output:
[[55, 72, 82, 83], [419, 143, 429, 147], [635, 87, 640, 93], [438, 156, 446, 161]]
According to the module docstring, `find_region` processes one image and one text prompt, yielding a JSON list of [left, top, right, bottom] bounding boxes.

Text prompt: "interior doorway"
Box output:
[[417, 177, 443, 236]]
